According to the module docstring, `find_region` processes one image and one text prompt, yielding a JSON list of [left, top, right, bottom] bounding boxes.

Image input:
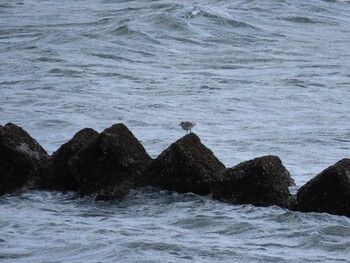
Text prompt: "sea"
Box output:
[[1, 0, 350, 262]]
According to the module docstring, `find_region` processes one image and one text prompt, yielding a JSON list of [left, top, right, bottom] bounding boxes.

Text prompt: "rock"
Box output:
[[94, 181, 133, 201], [37, 128, 99, 191], [69, 123, 152, 200], [0, 123, 48, 195], [297, 159, 350, 217], [212, 155, 294, 208], [287, 194, 299, 211], [141, 133, 225, 195]]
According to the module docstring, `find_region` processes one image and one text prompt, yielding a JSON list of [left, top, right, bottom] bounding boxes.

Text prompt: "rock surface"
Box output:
[[297, 158, 350, 217], [69, 123, 152, 200], [0, 123, 48, 195], [5, 121, 350, 219], [37, 128, 99, 191], [212, 155, 294, 208], [141, 133, 225, 195]]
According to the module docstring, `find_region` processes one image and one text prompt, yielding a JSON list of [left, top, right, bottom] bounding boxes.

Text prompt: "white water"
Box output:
[[1, 0, 350, 262]]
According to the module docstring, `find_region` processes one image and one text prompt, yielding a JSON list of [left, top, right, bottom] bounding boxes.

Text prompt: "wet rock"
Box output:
[[212, 155, 294, 208], [287, 194, 299, 211], [94, 181, 133, 201], [141, 133, 225, 195], [69, 123, 152, 200], [37, 128, 99, 191], [0, 123, 48, 195], [297, 159, 350, 217]]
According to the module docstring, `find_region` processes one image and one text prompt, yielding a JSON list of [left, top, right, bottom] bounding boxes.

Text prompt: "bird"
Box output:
[[179, 121, 196, 134]]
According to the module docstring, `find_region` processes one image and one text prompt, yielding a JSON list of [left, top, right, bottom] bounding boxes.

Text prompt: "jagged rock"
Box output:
[[69, 123, 152, 200], [0, 123, 48, 195], [212, 155, 294, 208], [37, 128, 99, 191], [297, 159, 350, 217], [141, 133, 225, 195]]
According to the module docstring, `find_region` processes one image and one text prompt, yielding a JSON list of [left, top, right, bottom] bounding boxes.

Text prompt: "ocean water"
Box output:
[[1, 0, 350, 262]]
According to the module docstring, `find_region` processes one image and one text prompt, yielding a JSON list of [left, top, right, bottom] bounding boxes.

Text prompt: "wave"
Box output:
[[280, 16, 317, 24], [183, 4, 258, 29]]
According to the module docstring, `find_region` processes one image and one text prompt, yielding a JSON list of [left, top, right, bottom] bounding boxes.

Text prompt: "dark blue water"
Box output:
[[1, 0, 350, 262]]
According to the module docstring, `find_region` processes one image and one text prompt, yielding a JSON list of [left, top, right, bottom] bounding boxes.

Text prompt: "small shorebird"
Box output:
[[179, 121, 196, 134]]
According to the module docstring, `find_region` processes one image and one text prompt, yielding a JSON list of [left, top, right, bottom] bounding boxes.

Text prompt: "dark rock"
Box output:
[[69, 123, 152, 200], [95, 181, 133, 201], [141, 133, 225, 195], [287, 195, 299, 211], [37, 128, 99, 191], [0, 123, 48, 195], [212, 155, 294, 208], [297, 159, 350, 217]]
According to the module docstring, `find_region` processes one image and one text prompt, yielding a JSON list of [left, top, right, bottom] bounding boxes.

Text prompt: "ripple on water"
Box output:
[[1, 0, 350, 262]]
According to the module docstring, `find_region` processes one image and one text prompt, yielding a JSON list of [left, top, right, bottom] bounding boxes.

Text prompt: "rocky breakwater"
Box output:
[[69, 123, 152, 200], [1, 122, 350, 218], [0, 123, 48, 195], [297, 159, 350, 217], [140, 133, 225, 195], [212, 156, 295, 209]]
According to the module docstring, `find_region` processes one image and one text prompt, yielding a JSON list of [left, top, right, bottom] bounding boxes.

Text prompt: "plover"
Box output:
[[179, 121, 196, 134]]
